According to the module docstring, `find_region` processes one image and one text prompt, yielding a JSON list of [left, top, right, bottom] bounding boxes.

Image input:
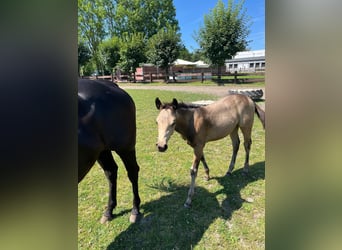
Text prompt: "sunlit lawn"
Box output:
[[78, 89, 265, 249]]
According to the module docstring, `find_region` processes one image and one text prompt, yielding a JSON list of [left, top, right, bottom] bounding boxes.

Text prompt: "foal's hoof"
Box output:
[[184, 202, 192, 208], [225, 172, 232, 177], [129, 213, 142, 223], [100, 215, 113, 224]]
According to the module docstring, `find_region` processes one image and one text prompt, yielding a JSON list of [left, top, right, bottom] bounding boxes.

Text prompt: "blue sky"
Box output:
[[173, 0, 265, 52]]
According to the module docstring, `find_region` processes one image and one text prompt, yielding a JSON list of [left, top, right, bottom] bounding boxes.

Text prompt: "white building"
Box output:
[[225, 49, 265, 73]]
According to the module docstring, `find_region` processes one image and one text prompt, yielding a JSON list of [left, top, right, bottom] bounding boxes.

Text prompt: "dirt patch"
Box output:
[[119, 84, 265, 109], [120, 84, 264, 97]]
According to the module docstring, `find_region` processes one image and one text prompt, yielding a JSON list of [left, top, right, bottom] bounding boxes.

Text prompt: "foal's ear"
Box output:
[[172, 98, 178, 109], [155, 97, 162, 109]]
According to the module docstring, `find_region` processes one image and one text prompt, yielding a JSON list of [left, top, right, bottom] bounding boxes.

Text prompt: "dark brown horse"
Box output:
[[78, 79, 141, 223], [155, 94, 265, 207]]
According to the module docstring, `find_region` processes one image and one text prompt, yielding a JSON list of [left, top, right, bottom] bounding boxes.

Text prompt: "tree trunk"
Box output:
[[217, 65, 222, 85], [165, 67, 169, 83]]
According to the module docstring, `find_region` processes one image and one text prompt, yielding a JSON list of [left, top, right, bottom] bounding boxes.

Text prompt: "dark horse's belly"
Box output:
[[78, 79, 137, 181], [78, 79, 136, 151]]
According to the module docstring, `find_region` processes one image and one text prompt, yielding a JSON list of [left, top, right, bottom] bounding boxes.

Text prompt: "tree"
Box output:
[[178, 45, 192, 61], [78, 0, 107, 73], [196, 0, 250, 81], [112, 0, 179, 39], [118, 33, 146, 82], [78, 41, 91, 76], [146, 26, 181, 83], [190, 49, 206, 62], [98, 36, 121, 74], [78, 0, 180, 76]]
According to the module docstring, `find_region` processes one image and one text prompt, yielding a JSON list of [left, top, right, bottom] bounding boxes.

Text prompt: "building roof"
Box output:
[[194, 60, 210, 68], [225, 56, 265, 63], [234, 50, 265, 59], [173, 59, 197, 66]]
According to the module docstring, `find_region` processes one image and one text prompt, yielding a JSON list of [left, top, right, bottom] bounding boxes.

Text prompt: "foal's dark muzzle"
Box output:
[[156, 144, 168, 152]]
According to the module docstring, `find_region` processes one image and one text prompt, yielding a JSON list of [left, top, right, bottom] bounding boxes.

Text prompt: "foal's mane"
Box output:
[[161, 101, 204, 110]]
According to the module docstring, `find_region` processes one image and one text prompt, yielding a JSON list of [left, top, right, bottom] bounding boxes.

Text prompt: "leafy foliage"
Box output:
[[98, 36, 121, 73], [146, 26, 182, 82], [113, 0, 179, 39], [78, 0, 107, 54], [118, 33, 147, 82], [78, 41, 91, 76], [196, 0, 251, 78], [78, 0, 180, 75]]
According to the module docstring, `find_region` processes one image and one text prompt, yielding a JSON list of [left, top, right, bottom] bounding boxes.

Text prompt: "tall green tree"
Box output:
[[113, 0, 179, 39], [196, 0, 250, 80], [78, 41, 91, 76], [78, 0, 107, 72], [98, 36, 121, 74], [146, 26, 181, 83], [118, 33, 146, 82], [178, 45, 192, 61]]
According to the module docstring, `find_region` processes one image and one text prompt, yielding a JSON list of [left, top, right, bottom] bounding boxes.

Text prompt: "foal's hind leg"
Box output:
[[201, 155, 210, 181], [226, 127, 240, 176], [118, 149, 141, 223], [97, 150, 118, 223], [240, 126, 252, 174]]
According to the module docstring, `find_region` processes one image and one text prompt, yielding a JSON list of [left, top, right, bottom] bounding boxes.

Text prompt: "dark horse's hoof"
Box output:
[[100, 214, 114, 224], [129, 212, 142, 223], [225, 172, 232, 177]]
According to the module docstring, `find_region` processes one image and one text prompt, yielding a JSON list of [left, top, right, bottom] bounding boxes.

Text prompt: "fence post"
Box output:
[[201, 72, 204, 83], [234, 71, 238, 84], [150, 73, 153, 83]]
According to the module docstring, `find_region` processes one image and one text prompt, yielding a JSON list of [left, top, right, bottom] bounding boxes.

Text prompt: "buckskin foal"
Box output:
[[155, 94, 265, 207]]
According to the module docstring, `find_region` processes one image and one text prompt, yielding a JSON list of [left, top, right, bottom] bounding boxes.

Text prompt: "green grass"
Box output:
[[122, 80, 265, 88], [78, 90, 265, 249]]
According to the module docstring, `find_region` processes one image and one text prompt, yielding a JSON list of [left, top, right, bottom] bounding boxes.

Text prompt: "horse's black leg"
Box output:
[[201, 155, 210, 181], [97, 150, 118, 223], [118, 149, 141, 223], [227, 127, 240, 176]]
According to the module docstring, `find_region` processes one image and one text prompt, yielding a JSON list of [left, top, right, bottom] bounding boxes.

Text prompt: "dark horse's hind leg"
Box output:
[[118, 149, 141, 223], [97, 150, 118, 223]]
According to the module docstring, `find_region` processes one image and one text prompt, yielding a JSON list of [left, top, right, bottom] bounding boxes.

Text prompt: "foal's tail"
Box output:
[[254, 103, 265, 129]]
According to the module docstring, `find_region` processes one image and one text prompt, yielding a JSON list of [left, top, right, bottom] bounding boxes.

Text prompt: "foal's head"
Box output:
[[155, 97, 179, 152]]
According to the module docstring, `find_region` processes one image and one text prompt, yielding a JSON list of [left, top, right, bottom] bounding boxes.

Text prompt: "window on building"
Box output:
[[261, 62, 265, 67], [255, 63, 260, 68], [229, 64, 233, 69], [249, 63, 254, 68], [234, 64, 238, 68]]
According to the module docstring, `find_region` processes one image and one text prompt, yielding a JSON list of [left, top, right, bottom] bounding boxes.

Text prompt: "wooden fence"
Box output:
[[82, 71, 264, 84]]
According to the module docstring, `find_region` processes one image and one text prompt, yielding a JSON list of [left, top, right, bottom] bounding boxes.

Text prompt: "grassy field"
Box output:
[[78, 89, 265, 249]]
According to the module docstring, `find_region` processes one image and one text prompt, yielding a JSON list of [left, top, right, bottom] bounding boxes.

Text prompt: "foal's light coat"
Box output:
[[155, 94, 265, 207]]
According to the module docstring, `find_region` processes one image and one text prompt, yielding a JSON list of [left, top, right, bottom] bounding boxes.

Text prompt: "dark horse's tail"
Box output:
[[254, 104, 265, 129]]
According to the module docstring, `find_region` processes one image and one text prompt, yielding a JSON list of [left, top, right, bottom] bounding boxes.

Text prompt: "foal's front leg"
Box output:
[[184, 145, 203, 208]]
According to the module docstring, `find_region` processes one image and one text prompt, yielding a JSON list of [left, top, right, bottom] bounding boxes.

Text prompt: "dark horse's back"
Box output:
[[78, 79, 136, 182]]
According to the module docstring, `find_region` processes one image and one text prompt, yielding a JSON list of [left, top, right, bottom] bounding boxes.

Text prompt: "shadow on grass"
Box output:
[[106, 161, 265, 249]]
